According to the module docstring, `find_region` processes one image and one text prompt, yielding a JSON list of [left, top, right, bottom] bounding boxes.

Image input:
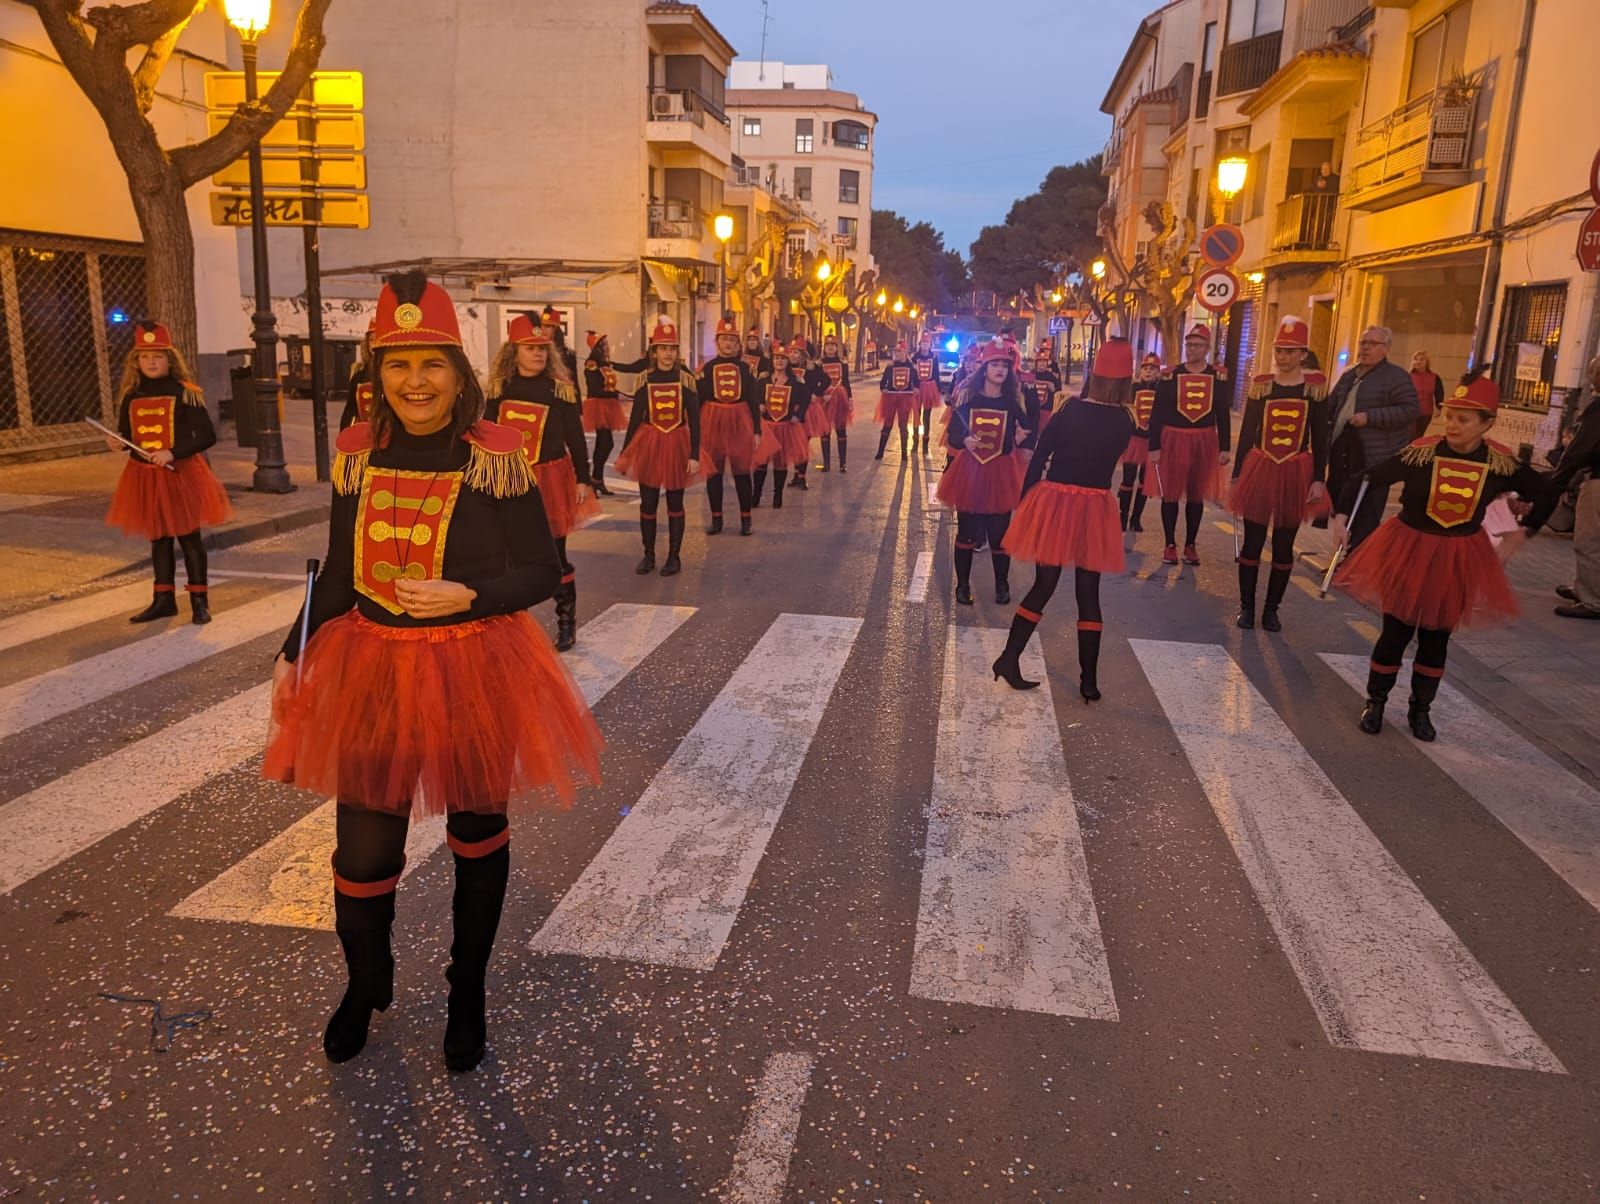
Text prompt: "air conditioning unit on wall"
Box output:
[[651, 93, 685, 118]]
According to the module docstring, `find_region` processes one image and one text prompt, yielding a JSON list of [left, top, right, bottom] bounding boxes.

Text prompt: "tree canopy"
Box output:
[[869, 210, 969, 313], [968, 157, 1107, 296]]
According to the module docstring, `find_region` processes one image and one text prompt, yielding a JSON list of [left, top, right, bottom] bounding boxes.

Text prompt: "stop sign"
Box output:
[[1579, 208, 1600, 272]]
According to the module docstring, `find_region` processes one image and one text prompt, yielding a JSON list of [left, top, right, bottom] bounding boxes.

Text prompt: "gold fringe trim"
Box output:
[[1399, 441, 1436, 467], [180, 381, 206, 408], [556, 380, 577, 405], [332, 448, 370, 495], [465, 442, 533, 497], [1307, 379, 1326, 402], [1487, 446, 1518, 475], [1248, 378, 1271, 401]]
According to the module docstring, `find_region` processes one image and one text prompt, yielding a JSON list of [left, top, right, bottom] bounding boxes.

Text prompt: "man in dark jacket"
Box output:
[[1325, 325, 1419, 547], [1550, 355, 1600, 619]]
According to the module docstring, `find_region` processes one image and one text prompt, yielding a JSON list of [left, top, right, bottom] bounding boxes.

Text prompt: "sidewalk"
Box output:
[[0, 404, 334, 615]]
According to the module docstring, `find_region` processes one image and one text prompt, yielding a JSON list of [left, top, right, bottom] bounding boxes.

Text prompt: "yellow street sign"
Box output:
[[204, 70, 363, 112], [206, 110, 364, 151], [209, 191, 370, 229], [211, 153, 366, 190]]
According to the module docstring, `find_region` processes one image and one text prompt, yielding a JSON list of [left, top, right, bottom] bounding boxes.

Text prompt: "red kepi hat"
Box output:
[[715, 317, 740, 338], [507, 314, 552, 346], [1447, 374, 1499, 415], [1273, 315, 1310, 349], [1093, 337, 1134, 380], [371, 272, 462, 348], [1185, 322, 1212, 343], [648, 318, 680, 347], [133, 322, 175, 351]]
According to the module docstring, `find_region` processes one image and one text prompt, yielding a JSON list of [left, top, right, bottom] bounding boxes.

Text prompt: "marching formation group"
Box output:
[[95, 267, 1561, 1075]]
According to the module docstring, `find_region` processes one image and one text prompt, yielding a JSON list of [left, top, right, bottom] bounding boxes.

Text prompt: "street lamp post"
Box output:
[[713, 213, 734, 319], [224, 0, 293, 493]]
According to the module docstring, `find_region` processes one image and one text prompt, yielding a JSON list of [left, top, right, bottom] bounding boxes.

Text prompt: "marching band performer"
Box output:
[[103, 321, 232, 625], [338, 320, 376, 430], [751, 342, 812, 510], [581, 332, 629, 496], [994, 339, 1137, 700], [1336, 372, 1551, 742], [937, 339, 1031, 605], [1146, 323, 1232, 565], [876, 342, 919, 461], [540, 306, 581, 386], [1118, 352, 1160, 532], [742, 326, 772, 378], [815, 333, 853, 473], [788, 338, 827, 490], [911, 332, 944, 452], [696, 318, 762, 537], [1024, 340, 1061, 435], [485, 315, 600, 652], [263, 271, 603, 1072], [1229, 316, 1329, 631], [615, 318, 702, 575]]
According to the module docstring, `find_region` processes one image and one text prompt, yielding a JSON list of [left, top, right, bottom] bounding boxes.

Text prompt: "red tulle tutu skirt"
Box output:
[[532, 455, 602, 539], [1145, 425, 1224, 501], [876, 392, 917, 426], [615, 424, 699, 490], [1002, 482, 1125, 572], [916, 381, 942, 411], [1335, 518, 1520, 631], [700, 401, 758, 474], [262, 610, 603, 815], [826, 386, 855, 429], [805, 395, 835, 438], [756, 419, 811, 468], [105, 455, 232, 540], [936, 450, 1026, 514], [582, 396, 627, 432], [1121, 433, 1149, 467], [1229, 450, 1320, 528]]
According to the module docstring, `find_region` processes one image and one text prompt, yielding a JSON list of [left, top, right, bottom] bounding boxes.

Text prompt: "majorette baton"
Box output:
[[85, 416, 177, 470], [1320, 477, 1368, 597], [295, 558, 319, 690]]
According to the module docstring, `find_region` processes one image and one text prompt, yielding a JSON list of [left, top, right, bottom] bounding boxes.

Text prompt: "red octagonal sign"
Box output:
[[1579, 208, 1600, 273]]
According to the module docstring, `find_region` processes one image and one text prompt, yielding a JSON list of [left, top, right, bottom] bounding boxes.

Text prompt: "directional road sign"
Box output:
[[208, 191, 369, 229], [206, 110, 364, 151], [203, 70, 364, 112], [211, 153, 366, 191]]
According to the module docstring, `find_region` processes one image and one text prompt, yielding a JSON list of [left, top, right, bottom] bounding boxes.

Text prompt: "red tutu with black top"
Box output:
[[805, 392, 836, 438], [1145, 425, 1224, 501], [615, 424, 700, 490], [876, 392, 917, 426], [936, 450, 1026, 514], [1228, 449, 1320, 528], [1120, 433, 1149, 468], [262, 610, 603, 816], [699, 401, 758, 474], [1002, 482, 1125, 573], [582, 396, 628, 433], [105, 455, 232, 540], [916, 381, 942, 411], [532, 456, 602, 539], [756, 419, 811, 468], [1335, 518, 1520, 631]]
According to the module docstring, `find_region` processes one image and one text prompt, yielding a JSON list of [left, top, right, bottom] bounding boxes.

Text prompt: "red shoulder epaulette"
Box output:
[[1305, 371, 1327, 387], [463, 419, 524, 455], [1410, 435, 1444, 449], [1252, 372, 1274, 384], [1486, 437, 1514, 456], [336, 421, 375, 454]]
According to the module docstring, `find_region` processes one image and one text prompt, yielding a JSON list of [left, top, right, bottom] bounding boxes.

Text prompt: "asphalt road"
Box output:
[[2, 397, 1598, 1201]]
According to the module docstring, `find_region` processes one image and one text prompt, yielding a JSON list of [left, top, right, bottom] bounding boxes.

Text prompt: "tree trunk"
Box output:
[[127, 163, 201, 366]]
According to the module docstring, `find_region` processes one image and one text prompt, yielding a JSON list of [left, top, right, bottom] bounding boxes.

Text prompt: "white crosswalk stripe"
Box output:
[[1321, 653, 1600, 914], [911, 626, 1118, 1020], [0, 588, 301, 740], [0, 581, 156, 657], [172, 603, 698, 930], [905, 551, 934, 602], [530, 612, 861, 970], [1132, 639, 1563, 1074]]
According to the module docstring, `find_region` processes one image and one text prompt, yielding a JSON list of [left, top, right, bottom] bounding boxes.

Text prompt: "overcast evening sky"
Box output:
[[692, 0, 1157, 259]]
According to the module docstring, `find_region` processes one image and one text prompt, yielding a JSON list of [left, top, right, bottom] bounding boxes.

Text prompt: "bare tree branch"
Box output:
[[170, 0, 334, 187], [131, 7, 200, 113], [22, 0, 99, 98], [84, 0, 200, 50]]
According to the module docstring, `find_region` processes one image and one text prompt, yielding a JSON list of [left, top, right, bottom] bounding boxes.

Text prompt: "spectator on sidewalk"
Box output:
[[1409, 350, 1444, 438], [1550, 355, 1600, 620], [1325, 326, 1419, 548]]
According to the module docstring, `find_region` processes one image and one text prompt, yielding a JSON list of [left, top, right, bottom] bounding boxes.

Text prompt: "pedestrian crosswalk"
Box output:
[[4, 589, 1599, 1075]]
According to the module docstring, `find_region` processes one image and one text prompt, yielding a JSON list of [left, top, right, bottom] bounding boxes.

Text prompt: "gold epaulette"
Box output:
[[1305, 371, 1327, 402], [332, 422, 376, 495], [679, 369, 698, 392], [1399, 436, 1442, 467], [463, 421, 533, 497], [178, 380, 206, 408], [1485, 438, 1519, 475], [1247, 373, 1274, 401], [556, 380, 577, 405]]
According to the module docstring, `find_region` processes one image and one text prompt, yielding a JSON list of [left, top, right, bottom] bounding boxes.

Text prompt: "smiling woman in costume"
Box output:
[[263, 271, 602, 1073]]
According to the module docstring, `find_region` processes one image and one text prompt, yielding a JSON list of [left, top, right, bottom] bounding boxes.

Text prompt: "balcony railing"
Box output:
[[1292, 0, 1372, 53], [1271, 192, 1338, 252], [647, 87, 728, 128], [1216, 30, 1283, 96], [1196, 70, 1213, 118], [648, 200, 706, 241], [1346, 83, 1477, 198]]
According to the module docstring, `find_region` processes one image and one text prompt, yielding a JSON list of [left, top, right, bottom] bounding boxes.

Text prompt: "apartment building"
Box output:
[[725, 62, 878, 276]]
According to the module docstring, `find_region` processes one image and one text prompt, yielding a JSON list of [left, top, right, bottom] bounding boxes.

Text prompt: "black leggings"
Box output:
[[955, 511, 1012, 588], [704, 470, 753, 519], [592, 428, 615, 479], [333, 803, 507, 884], [1239, 521, 1299, 566], [1018, 565, 1102, 626], [1160, 501, 1205, 547], [152, 531, 207, 589], [1372, 613, 1451, 678], [638, 485, 686, 516]]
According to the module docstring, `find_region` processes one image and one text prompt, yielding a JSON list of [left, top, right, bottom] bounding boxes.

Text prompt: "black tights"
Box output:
[[1239, 521, 1299, 566], [152, 531, 207, 589], [1017, 565, 1103, 626], [704, 471, 753, 521], [818, 430, 849, 469], [955, 511, 1012, 589], [876, 416, 910, 457], [638, 485, 686, 555], [1372, 614, 1451, 681], [333, 803, 507, 884], [1160, 500, 1205, 547], [592, 428, 615, 480], [1118, 463, 1149, 528], [1009, 565, 1105, 690]]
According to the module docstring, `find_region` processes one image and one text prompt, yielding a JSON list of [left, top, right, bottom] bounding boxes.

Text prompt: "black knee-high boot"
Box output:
[[837, 431, 848, 471], [734, 474, 754, 535], [875, 425, 892, 459], [992, 605, 1041, 690], [592, 429, 615, 493], [662, 507, 685, 576], [1077, 621, 1103, 702], [325, 880, 398, 1064], [555, 573, 577, 652], [819, 434, 832, 471], [1118, 483, 1134, 529], [443, 828, 510, 1073], [131, 538, 180, 623], [1130, 487, 1148, 531], [953, 541, 975, 604], [178, 532, 210, 624], [1237, 558, 1260, 628], [1408, 628, 1449, 742], [637, 508, 657, 574], [1262, 562, 1293, 632], [1361, 661, 1401, 734], [705, 474, 725, 535], [992, 547, 1012, 605], [772, 469, 786, 510]]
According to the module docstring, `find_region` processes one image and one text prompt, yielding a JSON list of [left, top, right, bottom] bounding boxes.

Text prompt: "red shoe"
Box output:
[[1183, 544, 1201, 566], [1162, 544, 1179, 564]]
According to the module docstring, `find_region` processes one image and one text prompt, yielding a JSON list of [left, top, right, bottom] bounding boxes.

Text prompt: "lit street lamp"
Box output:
[[1215, 154, 1249, 222], [223, 0, 292, 493], [713, 212, 734, 319]]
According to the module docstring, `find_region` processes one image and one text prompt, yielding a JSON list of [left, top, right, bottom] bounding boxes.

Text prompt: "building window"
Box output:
[[785, 233, 807, 271], [795, 118, 814, 154], [839, 169, 860, 205], [1227, 0, 1285, 43], [742, 116, 761, 136], [833, 120, 870, 151], [1494, 282, 1566, 411], [836, 216, 858, 243], [793, 166, 812, 201], [1406, 2, 1472, 103]]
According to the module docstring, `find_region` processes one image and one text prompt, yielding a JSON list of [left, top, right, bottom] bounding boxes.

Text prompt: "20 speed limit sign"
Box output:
[[1196, 267, 1240, 314]]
